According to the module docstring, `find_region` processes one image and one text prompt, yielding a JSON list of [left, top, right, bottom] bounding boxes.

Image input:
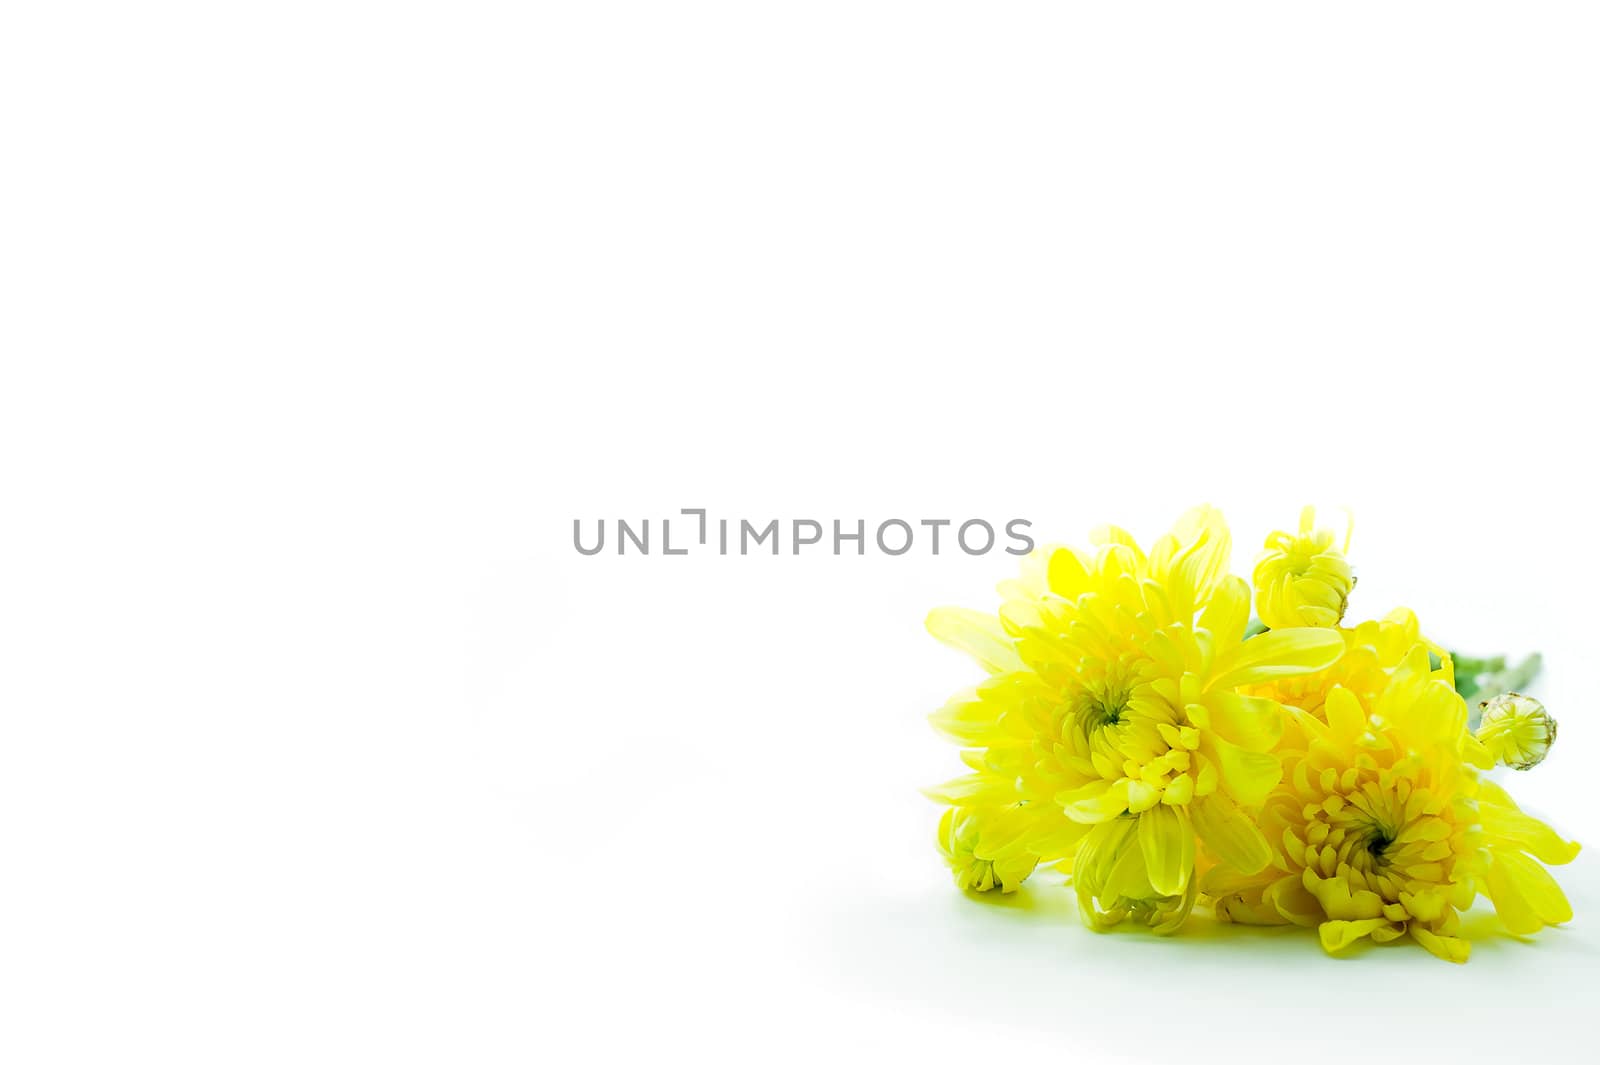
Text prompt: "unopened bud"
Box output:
[[1476, 692, 1557, 770]]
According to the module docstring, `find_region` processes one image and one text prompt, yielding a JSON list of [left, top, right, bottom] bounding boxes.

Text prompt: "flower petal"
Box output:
[[1202, 733, 1282, 807], [1046, 547, 1093, 599], [1478, 781, 1583, 865], [1204, 691, 1285, 752], [1207, 627, 1345, 691], [926, 607, 1025, 675], [1318, 918, 1391, 954], [1322, 685, 1366, 743], [1266, 876, 1324, 927], [922, 773, 1015, 807], [1137, 804, 1194, 897], [1198, 575, 1251, 646], [1191, 793, 1272, 874], [1058, 778, 1133, 823], [1484, 848, 1573, 934], [1162, 505, 1232, 607], [1410, 925, 1471, 963]]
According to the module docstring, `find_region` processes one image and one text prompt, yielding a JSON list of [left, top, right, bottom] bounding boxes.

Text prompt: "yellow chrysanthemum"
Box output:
[[936, 806, 1041, 893], [1210, 646, 1580, 962], [1247, 607, 1446, 742], [1253, 506, 1354, 630], [926, 507, 1345, 933]]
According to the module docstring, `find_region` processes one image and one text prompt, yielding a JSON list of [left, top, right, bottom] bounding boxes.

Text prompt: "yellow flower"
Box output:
[[1072, 816, 1197, 932], [923, 672, 1092, 884], [927, 507, 1345, 933], [1252, 506, 1354, 629], [1247, 607, 1445, 741], [936, 806, 1041, 893], [1476, 692, 1558, 770], [1211, 647, 1580, 962]]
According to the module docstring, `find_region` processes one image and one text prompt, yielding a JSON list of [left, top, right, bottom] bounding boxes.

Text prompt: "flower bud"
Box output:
[[1476, 692, 1557, 770], [1252, 506, 1354, 630], [937, 807, 1039, 893]]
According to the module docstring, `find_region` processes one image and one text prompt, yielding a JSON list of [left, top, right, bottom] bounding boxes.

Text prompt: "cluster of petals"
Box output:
[[926, 507, 1578, 961]]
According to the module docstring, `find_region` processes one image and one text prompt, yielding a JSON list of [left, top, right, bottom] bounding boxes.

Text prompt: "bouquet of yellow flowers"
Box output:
[[925, 507, 1577, 962]]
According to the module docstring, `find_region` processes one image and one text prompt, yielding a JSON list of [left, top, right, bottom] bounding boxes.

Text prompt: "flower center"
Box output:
[[1084, 687, 1131, 730], [1285, 542, 1317, 577]]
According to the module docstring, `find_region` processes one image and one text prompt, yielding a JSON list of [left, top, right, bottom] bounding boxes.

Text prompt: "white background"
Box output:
[[3, 2, 1598, 1062]]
